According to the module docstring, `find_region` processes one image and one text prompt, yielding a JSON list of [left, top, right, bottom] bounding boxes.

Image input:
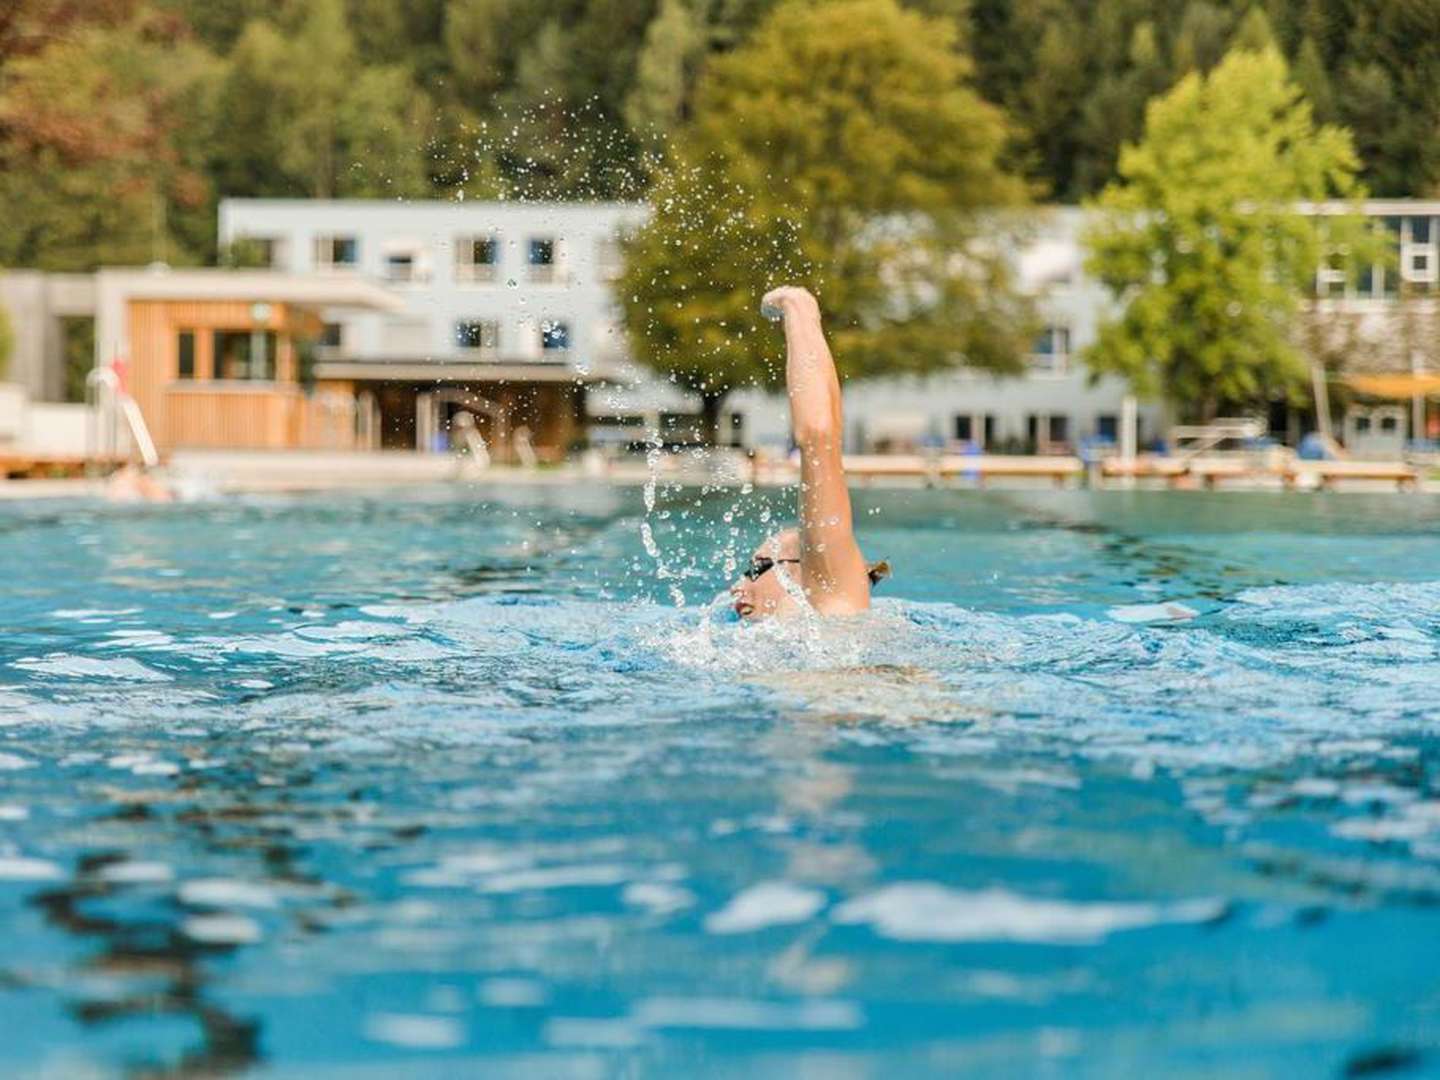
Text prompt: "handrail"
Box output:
[[86, 366, 160, 468]]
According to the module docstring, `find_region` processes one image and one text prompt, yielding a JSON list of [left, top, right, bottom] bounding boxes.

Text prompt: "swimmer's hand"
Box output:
[[762, 286, 820, 325]]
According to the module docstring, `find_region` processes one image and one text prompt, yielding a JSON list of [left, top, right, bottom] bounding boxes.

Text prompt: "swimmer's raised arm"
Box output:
[[763, 286, 869, 614]]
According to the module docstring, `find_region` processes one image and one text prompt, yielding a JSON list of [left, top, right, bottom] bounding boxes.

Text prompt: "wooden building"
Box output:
[[89, 270, 403, 453]]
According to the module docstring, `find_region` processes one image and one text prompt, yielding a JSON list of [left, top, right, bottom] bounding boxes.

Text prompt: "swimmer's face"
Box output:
[[730, 529, 804, 620]]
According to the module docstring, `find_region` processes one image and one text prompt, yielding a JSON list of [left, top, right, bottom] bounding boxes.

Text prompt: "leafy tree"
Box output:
[[1291, 34, 1334, 122], [0, 4, 220, 269], [620, 0, 1032, 440], [0, 302, 13, 381], [624, 0, 705, 155], [1082, 43, 1376, 420], [209, 0, 433, 199]]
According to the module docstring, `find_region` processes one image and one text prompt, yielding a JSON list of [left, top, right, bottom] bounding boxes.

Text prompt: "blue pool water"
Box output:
[[1, 485, 1439, 1078]]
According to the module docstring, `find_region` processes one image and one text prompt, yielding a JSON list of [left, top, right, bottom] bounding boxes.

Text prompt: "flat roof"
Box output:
[[96, 268, 405, 312], [313, 360, 604, 384]]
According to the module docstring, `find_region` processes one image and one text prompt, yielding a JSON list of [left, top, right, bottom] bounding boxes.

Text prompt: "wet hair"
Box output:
[[866, 560, 891, 586]]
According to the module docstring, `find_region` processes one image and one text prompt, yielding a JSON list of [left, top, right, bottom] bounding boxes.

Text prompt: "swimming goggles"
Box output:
[[744, 555, 893, 586], [743, 555, 800, 581]]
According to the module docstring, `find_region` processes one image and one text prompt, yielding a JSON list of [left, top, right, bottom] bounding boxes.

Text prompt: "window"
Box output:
[[212, 331, 276, 380], [1047, 415, 1069, 444], [1315, 253, 1347, 297], [954, 415, 972, 442], [384, 252, 417, 282], [528, 237, 556, 282], [1380, 415, 1399, 433], [455, 319, 500, 352], [1097, 414, 1118, 441], [177, 331, 195, 379], [1355, 415, 1372, 433], [456, 235, 498, 283], [1028, 325, 1071, 374], [1404, 249, 1436, 284], [315, 235, 358, 269], [1410, 216, 1433, 245], [540, 319, 569, 351], [320, 323, 343, 349], [230, 236, 282, 268]]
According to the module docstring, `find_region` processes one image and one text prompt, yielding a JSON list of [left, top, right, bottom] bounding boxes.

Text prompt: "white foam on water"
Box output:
[[1107, 602, 1198, 624], [0, 805, 29, 820], [0, 856, 63, 880], [96, 861, 173, 884], [476, 863, 634, 894], [179, 878, 279, 909], [832, 883, 1224, 944], [477, 978, 548, 1007], [49, 608, 141, 620], [130, 760, 180, 776], [631, 996, 862, 1030], [543, 1016, 644, 1048], [363, 1013, 466, 1050], [182, 913, 262, 944], [705, 881, 827, 934], [0, 753, 34, 770], [97, 630, 173, 648], [623, 881, 695, 915], [13, 654, 172, 683]]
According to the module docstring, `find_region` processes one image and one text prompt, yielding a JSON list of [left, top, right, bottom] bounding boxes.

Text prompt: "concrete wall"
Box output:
[[0, 382, 91, 456], [0, 272, 97, 402]]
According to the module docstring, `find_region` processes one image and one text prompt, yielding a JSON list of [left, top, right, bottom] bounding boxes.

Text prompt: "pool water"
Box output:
[[2, 485, 1438, 1078]]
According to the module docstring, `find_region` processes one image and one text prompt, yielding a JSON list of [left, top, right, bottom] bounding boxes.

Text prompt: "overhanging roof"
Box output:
[[313, 359, 604, 384], [97, 268, 405, 312], [1343, 372, 1440, 398]]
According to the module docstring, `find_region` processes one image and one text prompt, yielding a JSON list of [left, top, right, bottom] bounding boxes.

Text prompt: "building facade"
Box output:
[[208, 197, 1440, 458], [0, 268, 401, 457], [219, 199, 656, 458]]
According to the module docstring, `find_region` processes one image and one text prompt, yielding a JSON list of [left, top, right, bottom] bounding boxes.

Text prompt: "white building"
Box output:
[[730, 207, 1162, 454], [219, 199, 658, 455], [213, 197, 1440, 456]]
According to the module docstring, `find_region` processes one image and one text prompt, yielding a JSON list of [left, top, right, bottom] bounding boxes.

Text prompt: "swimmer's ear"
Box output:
[[866, 560, 891, 586]]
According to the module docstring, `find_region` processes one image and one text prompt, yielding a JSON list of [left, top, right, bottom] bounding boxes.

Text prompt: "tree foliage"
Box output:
[[0, 302, 13, 381], [1, 0, 1433, 276], [968, 0, 1440, 199], [1082, 42, 1377, 420], [209, 0, 434, 200], [0, 1, 219, 270], [619, 0, 1033, 432]]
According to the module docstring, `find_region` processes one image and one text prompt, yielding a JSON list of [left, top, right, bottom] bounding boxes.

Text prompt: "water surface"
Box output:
[[1, 486, 1438, 1078]]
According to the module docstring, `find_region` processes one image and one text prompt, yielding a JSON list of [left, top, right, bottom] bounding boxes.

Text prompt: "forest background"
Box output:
[[1, 0, 1435, 272]]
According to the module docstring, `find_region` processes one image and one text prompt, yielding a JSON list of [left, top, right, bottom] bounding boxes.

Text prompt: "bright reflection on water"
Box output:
[[1, 486, 1439, 1078]]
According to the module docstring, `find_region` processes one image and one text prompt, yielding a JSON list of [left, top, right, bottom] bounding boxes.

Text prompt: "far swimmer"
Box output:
[[730, 287, 888, 620]]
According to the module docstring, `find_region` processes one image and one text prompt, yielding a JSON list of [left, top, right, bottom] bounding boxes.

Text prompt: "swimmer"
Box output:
[[106, 463, 174, 503], [731, 286, 888, 619]]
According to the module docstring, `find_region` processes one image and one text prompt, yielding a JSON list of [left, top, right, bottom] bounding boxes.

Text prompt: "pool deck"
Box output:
[[0, 449, 1434, 499]]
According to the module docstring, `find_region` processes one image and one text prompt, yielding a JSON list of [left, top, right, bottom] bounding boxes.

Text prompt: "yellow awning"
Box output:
[[1342, 373, 1440, 398]]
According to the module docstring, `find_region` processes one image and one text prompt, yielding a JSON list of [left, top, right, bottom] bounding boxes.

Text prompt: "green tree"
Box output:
[[0, 4, 221, 270], [620, 0, 1032, 440], [1082, 43, 1375, 420], [0, 302, 13, 381], [210, 0, 433, 199], [624, 0, 706, 156]]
